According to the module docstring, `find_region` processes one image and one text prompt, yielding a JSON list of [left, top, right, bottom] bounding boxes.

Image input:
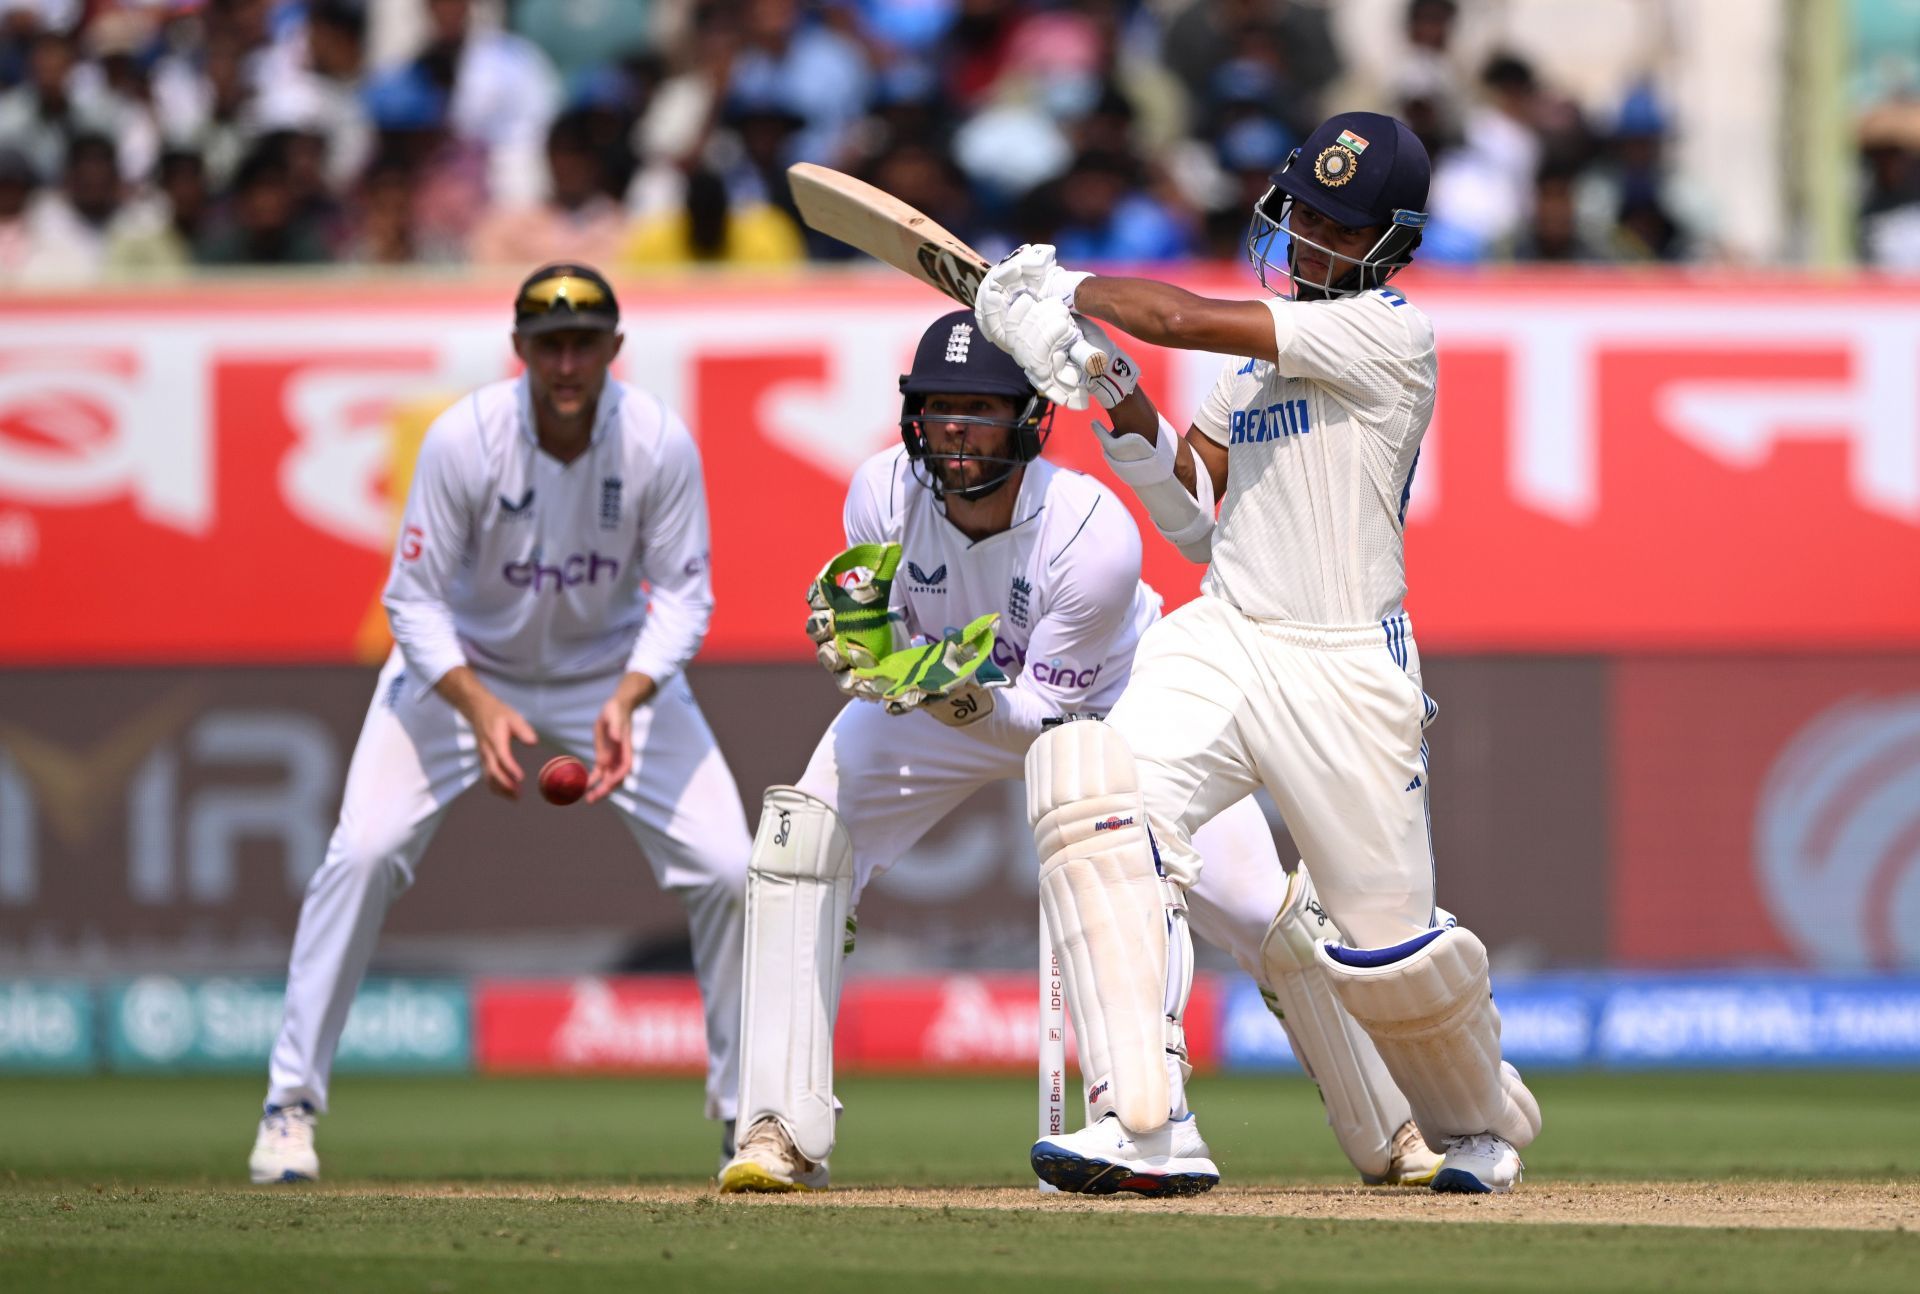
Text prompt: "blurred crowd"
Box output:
[[0, 0, 1773, 283]]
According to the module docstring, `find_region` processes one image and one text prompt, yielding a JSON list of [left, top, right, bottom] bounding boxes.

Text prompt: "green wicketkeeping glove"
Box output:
[[805, 543, 903, 693], [850, 612, 1009, 725]]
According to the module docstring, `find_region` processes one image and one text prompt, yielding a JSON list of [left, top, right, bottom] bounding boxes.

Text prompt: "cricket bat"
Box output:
[[786, 162, 1106, 379]]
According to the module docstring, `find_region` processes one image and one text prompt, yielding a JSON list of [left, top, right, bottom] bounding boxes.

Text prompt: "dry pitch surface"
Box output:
[[347, 1180, 1920, 1231]]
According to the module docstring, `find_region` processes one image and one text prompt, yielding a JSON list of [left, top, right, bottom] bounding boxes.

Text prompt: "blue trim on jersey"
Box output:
[[1398, 447, 1421, 525], [1377, 287, 1409, 307], [1324, 926, 1446, 968]]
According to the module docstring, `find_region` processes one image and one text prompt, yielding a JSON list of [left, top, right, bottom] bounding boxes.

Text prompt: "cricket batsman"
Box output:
[[248, 263, 752, 1183], [718, 308, 1442, 1195], [975, 111, 1543, 1194]]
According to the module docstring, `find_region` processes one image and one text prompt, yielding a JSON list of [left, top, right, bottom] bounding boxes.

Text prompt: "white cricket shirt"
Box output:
[[1191, 286, 1437, 627], [844, 446, 1160, 753], [384, 376, 714, 694]]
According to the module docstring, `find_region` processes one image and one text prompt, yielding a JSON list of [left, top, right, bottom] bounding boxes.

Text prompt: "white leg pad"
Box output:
[[1027, 720, 1170, 1135], [1314, 924, 1542, 1149], [1258, 863, 1415, 1181], [737, 786, 854, 1164]]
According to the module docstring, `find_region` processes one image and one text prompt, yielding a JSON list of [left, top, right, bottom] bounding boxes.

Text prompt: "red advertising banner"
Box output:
[[3, 271, 1918, 664], [474, 973, 1222, 1075], [1612, 657, 1920, 970]]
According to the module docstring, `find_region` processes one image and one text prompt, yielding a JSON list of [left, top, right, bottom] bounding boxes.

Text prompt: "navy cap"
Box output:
[[1270, 111, 1430, 230], [900, 310, 1036, 400]]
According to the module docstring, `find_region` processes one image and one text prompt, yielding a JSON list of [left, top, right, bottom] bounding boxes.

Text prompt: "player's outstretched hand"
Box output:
[[469, 693, 537, 799], [587, 695, 634, 804]]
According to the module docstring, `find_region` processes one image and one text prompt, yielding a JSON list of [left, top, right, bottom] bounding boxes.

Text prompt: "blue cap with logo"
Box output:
[[1269, 110, 1431, 231]]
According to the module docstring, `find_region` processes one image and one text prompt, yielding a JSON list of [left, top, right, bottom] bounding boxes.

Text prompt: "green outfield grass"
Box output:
[[3, 1072, 1917, 1292]]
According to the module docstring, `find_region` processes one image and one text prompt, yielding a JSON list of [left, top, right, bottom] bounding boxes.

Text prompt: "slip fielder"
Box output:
[[717, 309, 1441, 1194], [976, 111, 1543, 1194], [248, 264, 750, 1184]]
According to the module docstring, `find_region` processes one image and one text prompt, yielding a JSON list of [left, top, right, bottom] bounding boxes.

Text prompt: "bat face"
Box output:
[[914, 242, 987, 306]]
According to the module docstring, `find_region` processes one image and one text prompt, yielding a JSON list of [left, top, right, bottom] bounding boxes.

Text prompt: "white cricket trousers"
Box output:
[[1108, 595, 1437, 950], [794, 699, 1287, 972], [266, 649, 751, 1121]]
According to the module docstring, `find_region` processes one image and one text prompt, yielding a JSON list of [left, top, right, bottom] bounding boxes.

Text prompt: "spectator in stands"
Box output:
[[469, 109, 630, 266], [1423, 52, 1548, 262], [152, 25, 256, 191], [1579, 82, 1701, 264], [251, 0, 374, 191], [342, 149, 424, 265], [0, 28, 111, 183], [105, 146, 211, 275], [195, 139, 331, 265], [361, 61, 487, 262], [0, 144, 35, 278], [1026, 146, 1192, 263], [405, 0, 562, 208], [1161, 0, 1337, 141], [1512, 158, 1602, 263], [628, 0, 739, 217], [80, 8, 164, 184], [725, 0, 871, 166], [14, 129, 119, 280], [622, 162, 804, 265], [1858, 98, 1920, 268]]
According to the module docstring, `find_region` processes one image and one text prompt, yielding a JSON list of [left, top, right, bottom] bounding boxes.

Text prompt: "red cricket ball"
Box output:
[[538, 755, 589, 806]]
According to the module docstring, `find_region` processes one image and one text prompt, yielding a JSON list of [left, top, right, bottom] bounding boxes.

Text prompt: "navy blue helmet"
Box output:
[[899, 310, 1052, 501], [1246, 111, 1432, 299]]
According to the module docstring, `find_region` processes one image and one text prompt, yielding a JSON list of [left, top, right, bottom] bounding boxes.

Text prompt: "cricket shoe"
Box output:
[[249, 1102, 319, 1184], [1431, 1133, 1523, 1194], [717, 1117, 829, 1193], [1031, 1112, 1219, 1197], [1361, 1119, 1443, 1186]]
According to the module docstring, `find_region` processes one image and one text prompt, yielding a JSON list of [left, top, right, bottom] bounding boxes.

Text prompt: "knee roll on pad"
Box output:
[[1027, 720, 1170, 1134], [1258, 863, 1415, 1180], [739, 787, 855, 1162], [1314, 924, 1541, 1149]]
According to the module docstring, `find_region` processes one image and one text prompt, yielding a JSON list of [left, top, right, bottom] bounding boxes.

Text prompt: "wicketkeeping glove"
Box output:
[[849, 612, 1010, 727], [805, 543, 903, 696]]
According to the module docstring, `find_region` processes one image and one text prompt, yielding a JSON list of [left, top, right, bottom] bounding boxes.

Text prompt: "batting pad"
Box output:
[[1027, 720, 1170, 1134], [738, 787, 855, 1163], [1315, 924, 1542, 1149], [1259, 863, 1415, 1180]]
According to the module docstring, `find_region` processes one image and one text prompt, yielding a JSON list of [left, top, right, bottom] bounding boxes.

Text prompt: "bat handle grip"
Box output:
[[1067, 336, 1108, 380]]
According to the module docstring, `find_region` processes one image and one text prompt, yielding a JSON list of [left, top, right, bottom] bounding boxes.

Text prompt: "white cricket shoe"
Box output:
[[717, 1116, 829, 1193], [249, 1103, 319, 1184], [1362, 1118, 1443, 1186], [1431, 1132, 1523, 1194], [1032, 1112, 1219, 1197]]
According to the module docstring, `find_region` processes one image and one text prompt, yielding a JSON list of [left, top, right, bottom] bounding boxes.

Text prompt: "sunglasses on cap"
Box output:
[[514, 267, 619, 334]]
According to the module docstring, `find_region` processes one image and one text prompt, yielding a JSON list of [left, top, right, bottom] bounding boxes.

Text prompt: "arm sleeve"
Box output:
[[625, 419, 715, 686], [842, 452, 902, 546], [1262, 294, 1397, 390], [382, 416, 477, 693], [1189, 356, 1245, 446], [969, 496, 1143, 754]]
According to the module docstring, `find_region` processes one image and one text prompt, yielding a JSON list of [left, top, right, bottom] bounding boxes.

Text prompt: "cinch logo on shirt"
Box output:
[[1030, 657, 1103, 689], [502, 551, 621, 592], [1229, 398, 1310, 444]]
